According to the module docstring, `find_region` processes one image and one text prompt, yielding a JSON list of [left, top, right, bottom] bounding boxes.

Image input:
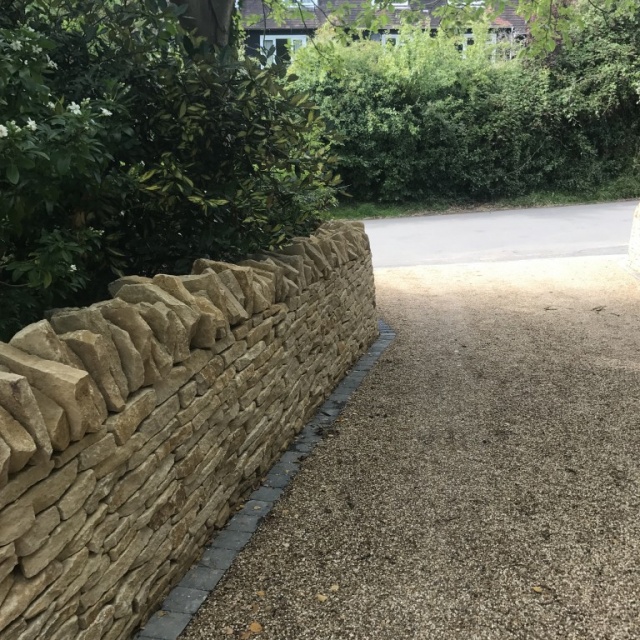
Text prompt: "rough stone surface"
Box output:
[[0, 222, 376, 640], [0, 347, 107, 442]]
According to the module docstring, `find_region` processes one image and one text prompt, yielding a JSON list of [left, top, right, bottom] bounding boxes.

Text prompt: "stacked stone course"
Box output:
[[0, 221, 377, 640]]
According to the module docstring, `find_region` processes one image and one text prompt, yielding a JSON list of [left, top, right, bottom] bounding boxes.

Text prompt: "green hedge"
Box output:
[[290, 6, 640, 202]]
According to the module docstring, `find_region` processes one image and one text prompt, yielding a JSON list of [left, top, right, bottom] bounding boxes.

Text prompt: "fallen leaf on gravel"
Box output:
[[256, 590, 266, 597], [329, 584, 340, 592], [222, 627, 234, 636], [316, 593, 328, 602], [532, 586, 543, 593], [249, 621, 263, 633]]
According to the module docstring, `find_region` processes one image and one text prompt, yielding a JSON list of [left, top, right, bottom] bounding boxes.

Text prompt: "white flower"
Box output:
[[47, 101, 56, 109], [10, 41, 22, 51], [26, 118, 37, 131], [0, 125, 8, 138], [100, 108, 113, 117], [33, 45, 42, 54], [68, 102, 81, 115], [47, 58, 58, 70], [69, 264, 77, 273]]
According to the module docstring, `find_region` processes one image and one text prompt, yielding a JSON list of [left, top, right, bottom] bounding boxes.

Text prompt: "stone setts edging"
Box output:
[[0, 221, 378, 640], [135, 321, 395, 640]]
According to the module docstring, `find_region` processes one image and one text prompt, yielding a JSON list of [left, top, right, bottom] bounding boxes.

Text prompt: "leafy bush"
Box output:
[[290, 6, 640, 202], [0, 0, 338, 339]]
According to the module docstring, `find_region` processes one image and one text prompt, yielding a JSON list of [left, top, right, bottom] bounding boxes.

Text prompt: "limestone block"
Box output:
[[18, 459, 77, 514], [178, 381, 197, 408], [107, 275, 152, 298], [285, 237, 330, 276], [23, 546, 89, 618], [212, 331, 235, 355], [194, 356, 226, 395], [107, 456, 158, 514], [214, 270, 245, 308], [116, 284, 200, 344], [14, 505, 60, 556], [107, 322, 145, 393], [135, 302, 190, 364], [239, 259, 286, 302], [235, 341, 266, 372], [153, 365, 190, 406], [0, 405, 36, 474], [152, 274, 227, 349], [0, 560, 62, 633], [263, 252, 306, 290], [180, 272, 229, 317], [61, 504, 108, 558], [0, 371, 51, 465], [192, 295, 228, 348], [78, 433, 116, 471], [0, 502, 35, 546], [49, 308, 128, 393], [20, 508, 86, 578], [105, 388, 157, 446], [78, 604, 114, 638], [0, 345, 106, 442], [60, 330, 127, 412], [215, 278, 249, 325], [0, 461, 54, 511], [0, 439, 8, 489], [246, 319, 273, 349], [80, 528, 152, 610], [221, 340, 247, 368], [0, 553, 16, 586], [251, 279, 271, 313], [31, 389, 70, 453], [98, 299, 172, 386], [58, 469, 96, 520], [232, 323, 249, 341], [0, 574, 12, 610], [9, 320, 84, 370], [308, 235, 339, 268], [47, 614, 79, 640]]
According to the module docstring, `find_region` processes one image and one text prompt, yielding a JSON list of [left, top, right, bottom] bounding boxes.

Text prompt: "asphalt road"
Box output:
[[364, 201, 638, 268]]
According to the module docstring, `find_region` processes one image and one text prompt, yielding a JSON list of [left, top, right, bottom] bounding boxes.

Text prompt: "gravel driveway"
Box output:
[[180, 255, 640, 640]]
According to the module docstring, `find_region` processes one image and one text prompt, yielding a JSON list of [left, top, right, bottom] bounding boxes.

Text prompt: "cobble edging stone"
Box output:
[[0, 221, 378, 640], [136, 320, 395, 640]]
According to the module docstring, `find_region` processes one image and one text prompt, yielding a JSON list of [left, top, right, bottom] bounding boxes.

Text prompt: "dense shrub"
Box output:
[[0, 0, 338, 339], [290, 5, 640, 202]]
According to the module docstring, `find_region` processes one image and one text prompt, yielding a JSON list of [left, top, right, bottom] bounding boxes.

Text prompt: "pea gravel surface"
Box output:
[[180, 256, 640, 640]]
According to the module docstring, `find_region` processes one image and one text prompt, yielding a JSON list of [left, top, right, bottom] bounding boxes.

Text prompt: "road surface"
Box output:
[[364, 201, 638, 268]]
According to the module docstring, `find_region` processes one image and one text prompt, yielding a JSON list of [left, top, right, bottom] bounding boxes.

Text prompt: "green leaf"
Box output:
[[6, 165, 20, 185]]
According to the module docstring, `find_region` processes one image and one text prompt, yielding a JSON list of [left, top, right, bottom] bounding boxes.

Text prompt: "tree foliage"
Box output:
[[0, 0, 339, 339], [290, 4, 640, 202]]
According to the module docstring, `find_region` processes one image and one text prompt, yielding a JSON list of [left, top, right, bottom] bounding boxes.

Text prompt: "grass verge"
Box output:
[[330, 176, 640, 220]]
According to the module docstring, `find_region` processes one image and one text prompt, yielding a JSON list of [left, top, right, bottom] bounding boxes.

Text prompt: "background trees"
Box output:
[[289, 2, 640, 202]]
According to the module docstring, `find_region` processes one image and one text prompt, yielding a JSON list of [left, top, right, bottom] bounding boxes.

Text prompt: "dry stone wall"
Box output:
[[0, 221, 377, 640]]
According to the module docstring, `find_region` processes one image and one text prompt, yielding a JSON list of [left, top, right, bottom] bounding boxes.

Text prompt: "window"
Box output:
[[260, 35, 308, 65], [381, 33, 400, 45]]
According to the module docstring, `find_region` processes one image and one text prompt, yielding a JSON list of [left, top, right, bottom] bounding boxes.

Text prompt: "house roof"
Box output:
[[241, 0, 528, 34]]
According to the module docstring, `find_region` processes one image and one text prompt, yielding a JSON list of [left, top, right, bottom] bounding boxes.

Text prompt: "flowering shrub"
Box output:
[[0, 1, 338, 339]]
